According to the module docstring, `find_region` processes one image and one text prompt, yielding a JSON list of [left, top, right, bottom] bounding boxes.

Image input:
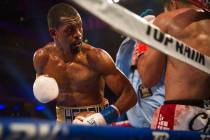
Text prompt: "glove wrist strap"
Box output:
[[100, 105, 120, 124]]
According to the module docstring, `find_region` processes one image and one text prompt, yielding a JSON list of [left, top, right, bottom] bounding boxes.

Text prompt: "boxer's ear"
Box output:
[[49, 28, 56, 39]]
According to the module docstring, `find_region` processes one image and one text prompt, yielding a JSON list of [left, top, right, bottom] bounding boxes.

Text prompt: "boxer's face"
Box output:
[[164, 0, 179, 11], [51, 15, 83, 53]]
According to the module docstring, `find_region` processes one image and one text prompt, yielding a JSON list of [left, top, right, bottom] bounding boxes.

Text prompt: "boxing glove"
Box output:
[[75, 105, 120, 125], [33, 75, 59, 103]]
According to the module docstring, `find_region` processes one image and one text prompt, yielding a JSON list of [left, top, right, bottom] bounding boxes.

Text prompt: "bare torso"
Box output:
[[35, 43, 105, 106], [157, 8, 210, 100]]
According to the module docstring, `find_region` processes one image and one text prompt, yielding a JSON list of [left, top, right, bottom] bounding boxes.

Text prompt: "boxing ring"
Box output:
[[0, 118, 209, 140], [3, 1, 209, 139]]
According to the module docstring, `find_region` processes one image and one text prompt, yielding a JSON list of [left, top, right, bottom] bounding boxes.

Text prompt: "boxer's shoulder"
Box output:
[[34, 42, 57, 59], [34, 48, 49, 61], [154, 12, 173, 32], [82, 43, 107, 59], [88, 48, 111, 64], [81, 43, 114, 73], [82, 42, 100, 51], [33, 45, 51, 72], [43, 42, 57, 52]]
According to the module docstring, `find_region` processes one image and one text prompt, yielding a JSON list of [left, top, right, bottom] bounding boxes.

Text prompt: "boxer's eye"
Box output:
[[64, 26, 75, 35]]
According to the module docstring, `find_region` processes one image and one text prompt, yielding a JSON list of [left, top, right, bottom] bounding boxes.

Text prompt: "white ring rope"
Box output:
[[72, 0, 210, 74]]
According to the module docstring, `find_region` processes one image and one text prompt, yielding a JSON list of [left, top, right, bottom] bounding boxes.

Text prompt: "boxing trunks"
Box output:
[[151, 100, 210, 133], [56, 99, 109, 123]]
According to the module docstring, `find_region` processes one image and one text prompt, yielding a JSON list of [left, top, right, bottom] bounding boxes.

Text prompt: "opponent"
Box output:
[[33, 3, 137, 125], [138, 0, 210, 132]]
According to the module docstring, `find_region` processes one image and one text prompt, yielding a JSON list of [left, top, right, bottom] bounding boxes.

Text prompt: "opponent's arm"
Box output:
[[137, 16, 167, 88], [137, 47, 166, 88]]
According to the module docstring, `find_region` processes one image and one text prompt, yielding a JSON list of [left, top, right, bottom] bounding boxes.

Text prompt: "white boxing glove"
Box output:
[[82, 113, 107, 125], [33, 75, 59, 103], [72, 116, 86, 125], [76, 105, 120, 126]]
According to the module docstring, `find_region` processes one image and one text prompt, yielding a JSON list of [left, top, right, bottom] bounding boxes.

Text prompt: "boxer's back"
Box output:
[[156, 9, 210, 100]]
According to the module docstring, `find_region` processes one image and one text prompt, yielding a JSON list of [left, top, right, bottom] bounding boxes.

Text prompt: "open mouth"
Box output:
[[69, 40, 82, 53], [73, 40, 82, 47]]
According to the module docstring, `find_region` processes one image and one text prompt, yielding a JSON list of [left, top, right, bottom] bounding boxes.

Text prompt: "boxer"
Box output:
[[138, 0, 210, 132], [33, 3, 137, 125]]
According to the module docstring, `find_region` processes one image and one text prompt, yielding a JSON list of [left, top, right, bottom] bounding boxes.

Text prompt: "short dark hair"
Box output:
[[47, 3, 79, 28], [158, 0, 189, 5], [158, 0, 190, 9]]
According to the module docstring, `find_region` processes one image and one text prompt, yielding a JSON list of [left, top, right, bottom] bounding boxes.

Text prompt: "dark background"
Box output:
[[0, 0, 163, 120]]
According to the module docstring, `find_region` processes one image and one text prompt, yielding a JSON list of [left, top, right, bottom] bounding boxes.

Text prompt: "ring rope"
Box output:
[[72, 0, 210, 74]]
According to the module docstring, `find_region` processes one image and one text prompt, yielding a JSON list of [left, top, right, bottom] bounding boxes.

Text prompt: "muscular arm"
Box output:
[[137, 48, 166, 87], [33, 48, 49, 76], [137, 10, 206, 88], [91, 48, 137, 114], [137, 16, 167, 88], [33, 48, 59, 104]]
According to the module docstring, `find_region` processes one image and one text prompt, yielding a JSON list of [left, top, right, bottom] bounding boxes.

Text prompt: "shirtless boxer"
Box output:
[[138, 0, 210, 132], [32, 3, 137, 125]]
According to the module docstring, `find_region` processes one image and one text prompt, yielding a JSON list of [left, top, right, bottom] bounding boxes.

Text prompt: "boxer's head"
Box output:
[[163, 0, 210, 12], [47, 3, 83, 54], [163, 0, 194, 11]]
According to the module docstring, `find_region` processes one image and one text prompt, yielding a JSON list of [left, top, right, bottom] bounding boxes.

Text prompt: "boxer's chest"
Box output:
[[65, 62, 96, 84], [45, 52, 97, 86]]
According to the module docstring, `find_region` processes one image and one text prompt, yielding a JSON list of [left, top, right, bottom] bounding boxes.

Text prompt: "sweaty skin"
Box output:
[[33, 13, 136, 114], [138, 8, 210, 100]]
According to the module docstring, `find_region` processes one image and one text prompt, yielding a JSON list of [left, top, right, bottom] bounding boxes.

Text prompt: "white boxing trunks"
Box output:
[[151, 100, 210, 133], [56, 100, 109, 123]]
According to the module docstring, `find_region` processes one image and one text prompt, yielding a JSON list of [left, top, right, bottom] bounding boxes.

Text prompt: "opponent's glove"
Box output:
[[33, 75, 59, 103], [73, 105, 120, 125], [135, 14, 154, 56], [136, 43, 149, 56], [130, 15, 155, 70]]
